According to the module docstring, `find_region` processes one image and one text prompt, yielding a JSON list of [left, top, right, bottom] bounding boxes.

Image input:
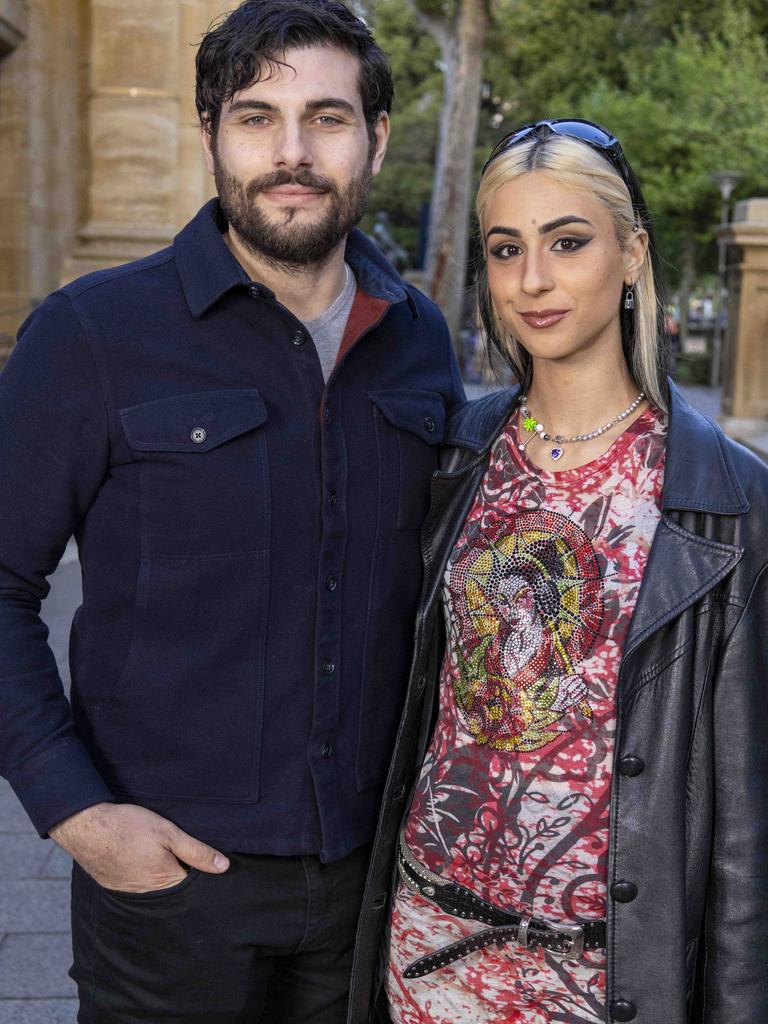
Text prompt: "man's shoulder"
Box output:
[[401, 281, 448, 329], [61, 245, 177, 307]]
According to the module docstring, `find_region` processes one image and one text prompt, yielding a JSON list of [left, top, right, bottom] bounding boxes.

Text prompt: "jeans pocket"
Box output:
[[93, 867, 201, 902]]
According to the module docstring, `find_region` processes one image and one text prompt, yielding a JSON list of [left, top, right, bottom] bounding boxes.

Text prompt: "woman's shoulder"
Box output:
[[667, 380, 768, 513], [721, 432, 768, 511]]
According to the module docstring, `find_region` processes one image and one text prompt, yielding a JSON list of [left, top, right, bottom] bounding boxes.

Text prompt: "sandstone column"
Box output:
[[65, 0, 187, 278], [719, 198, 768, 448], [0, 0, 30, 357]]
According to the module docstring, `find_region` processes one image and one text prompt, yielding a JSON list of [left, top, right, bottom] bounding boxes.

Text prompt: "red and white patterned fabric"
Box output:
[[387, 405, 667, 1024]]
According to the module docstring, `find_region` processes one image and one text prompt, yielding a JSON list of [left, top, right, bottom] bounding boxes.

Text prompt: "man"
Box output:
[[0, 2, 464, 1021]]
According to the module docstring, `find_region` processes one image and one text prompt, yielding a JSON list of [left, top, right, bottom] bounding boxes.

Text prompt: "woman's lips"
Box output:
[[518, 309, 570, 329]]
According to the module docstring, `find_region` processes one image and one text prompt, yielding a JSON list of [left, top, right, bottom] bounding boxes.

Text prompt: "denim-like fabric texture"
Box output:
[[0, 200, 465, 859], [71, 844, 371, 1023]]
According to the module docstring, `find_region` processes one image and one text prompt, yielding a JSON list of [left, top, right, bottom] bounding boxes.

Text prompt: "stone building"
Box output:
[[0, 0, 228, 363]]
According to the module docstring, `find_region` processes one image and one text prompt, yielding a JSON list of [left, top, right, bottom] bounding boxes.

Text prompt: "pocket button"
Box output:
[[190, 427, 207, 444]]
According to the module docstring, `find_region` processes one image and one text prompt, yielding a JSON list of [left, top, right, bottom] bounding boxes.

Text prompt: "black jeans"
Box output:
[[70, 844, 370, 1023]]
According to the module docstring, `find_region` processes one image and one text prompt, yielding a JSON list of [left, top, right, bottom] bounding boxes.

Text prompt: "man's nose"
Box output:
[[272, 123, 312, 169]]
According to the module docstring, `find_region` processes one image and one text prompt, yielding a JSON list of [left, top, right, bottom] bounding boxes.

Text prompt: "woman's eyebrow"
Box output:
[[540, 215, 593, 233], [485, 215, 593, 241]]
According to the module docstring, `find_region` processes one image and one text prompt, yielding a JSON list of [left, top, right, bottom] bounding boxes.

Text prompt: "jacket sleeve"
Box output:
[[0, 292, 115, 836], [703, 559, 768, 1021]]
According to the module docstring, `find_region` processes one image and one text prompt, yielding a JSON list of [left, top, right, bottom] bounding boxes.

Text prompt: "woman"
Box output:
[[347, 121, 768, 1024]]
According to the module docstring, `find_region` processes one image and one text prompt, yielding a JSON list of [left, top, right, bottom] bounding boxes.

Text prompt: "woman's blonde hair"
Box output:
[[476, 133, 668, 411]]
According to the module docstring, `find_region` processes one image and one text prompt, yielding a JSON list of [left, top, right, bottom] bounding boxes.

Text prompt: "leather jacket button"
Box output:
[[292, 330, 306, 346], [610, 881, 638, 903], [610, 998, 637, 1021], [618, 755, 644, 776]]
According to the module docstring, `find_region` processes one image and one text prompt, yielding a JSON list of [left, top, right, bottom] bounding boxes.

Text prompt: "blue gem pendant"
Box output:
[[550, 440, 565, 461]]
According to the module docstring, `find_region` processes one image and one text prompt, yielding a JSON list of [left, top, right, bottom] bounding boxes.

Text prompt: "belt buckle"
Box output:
[[515, 915, 532, 948], [548, 922, 585, 961]]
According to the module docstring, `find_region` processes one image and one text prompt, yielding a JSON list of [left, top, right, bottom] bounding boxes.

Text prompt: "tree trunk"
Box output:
[[415, 0, 488, 361]]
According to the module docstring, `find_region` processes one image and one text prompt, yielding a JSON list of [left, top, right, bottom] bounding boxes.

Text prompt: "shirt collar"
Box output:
[[174, 198, 411, 318]]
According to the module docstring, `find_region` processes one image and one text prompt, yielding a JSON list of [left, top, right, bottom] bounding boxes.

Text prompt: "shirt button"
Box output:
[[190, 427, 207, 444], [321, 743, 333, 758], [618, 755, 644, 777], [423, 415, 436, 433], [325, 408, 331, 425], [248, 284, 261, 298], [610, 881, 638, 903], [328, 490, 338, 507], [292, 330, 306, 346], [325, 574, 338, 592], [609, 999, 637, 1021], [322, 660, 335, 675]]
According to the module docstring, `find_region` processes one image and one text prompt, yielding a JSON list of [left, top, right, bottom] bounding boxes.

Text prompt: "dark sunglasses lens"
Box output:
[[549, 120, 617, 148]]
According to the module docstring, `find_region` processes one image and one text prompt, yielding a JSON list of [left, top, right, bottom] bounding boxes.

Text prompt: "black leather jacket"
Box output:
[[348, 380, 768, 1024]]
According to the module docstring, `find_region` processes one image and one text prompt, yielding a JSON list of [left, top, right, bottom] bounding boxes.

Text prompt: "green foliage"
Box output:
[[485, 0, 634, 124], [360, 0, 443, 262], [573, 6, 768, 285]]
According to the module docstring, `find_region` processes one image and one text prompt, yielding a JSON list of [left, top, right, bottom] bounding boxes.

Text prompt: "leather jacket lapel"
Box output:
[[623, 515, 743, 660]]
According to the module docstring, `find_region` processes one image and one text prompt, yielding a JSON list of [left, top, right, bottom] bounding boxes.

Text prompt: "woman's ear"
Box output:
[[623, 228, 649, 286]]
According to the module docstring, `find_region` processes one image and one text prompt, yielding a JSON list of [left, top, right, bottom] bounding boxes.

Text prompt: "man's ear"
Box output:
[[371, 112, 390, 177], [200, 118, 216, 176]]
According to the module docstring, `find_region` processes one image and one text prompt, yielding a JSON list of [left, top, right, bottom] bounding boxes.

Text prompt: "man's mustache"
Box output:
[[245, 170, 338, 198]]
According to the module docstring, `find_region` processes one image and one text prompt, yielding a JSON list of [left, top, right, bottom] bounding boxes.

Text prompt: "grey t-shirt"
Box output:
[[301, 264, 357, 382]]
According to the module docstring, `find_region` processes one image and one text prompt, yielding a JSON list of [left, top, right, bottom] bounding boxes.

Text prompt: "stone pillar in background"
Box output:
[[0, 0, 30, 358], [64, 0, 216, 280], [719, 198, 768, 454]]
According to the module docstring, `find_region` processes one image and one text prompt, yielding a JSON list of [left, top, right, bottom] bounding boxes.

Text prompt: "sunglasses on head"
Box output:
[[482, 118, 640, 219]]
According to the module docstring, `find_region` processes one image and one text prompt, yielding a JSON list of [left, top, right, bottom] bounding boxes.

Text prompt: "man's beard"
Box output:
[[213, 155, 373, 271]]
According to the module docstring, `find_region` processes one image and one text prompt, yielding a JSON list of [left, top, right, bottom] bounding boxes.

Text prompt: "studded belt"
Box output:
[[397, 832, 606, 979]]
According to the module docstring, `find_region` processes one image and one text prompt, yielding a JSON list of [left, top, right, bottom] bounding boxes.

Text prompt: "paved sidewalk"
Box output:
[[0, 542, 80, 1023]]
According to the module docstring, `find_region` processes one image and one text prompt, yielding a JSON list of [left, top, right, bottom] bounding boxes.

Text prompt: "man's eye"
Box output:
[[553, 236, 589, 252], [244, 115, 269, 126], [316, 115, 342, 126]]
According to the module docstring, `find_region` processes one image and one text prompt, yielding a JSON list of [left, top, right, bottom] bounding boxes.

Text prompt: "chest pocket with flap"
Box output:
[[120, 388, 269, 557], [368, 388, 446, 531]]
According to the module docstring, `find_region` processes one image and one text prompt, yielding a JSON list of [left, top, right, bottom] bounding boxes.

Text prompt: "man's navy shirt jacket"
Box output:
[[0, 200, 465, 861]]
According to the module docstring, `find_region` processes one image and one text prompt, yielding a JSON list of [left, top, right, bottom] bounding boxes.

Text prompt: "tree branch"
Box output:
[[406, 0, 455, 57]]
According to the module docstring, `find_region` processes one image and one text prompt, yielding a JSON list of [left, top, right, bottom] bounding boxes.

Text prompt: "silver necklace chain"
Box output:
[[517, 392, 645, 462]]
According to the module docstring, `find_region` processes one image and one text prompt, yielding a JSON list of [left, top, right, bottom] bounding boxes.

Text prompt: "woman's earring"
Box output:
[[624, 283, 635, 310]]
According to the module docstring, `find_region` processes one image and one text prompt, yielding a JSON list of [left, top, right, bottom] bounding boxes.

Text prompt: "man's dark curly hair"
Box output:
[[196, 0, 394, 140]]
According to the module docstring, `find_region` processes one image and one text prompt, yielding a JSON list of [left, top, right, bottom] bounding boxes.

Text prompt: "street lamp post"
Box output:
[[709, 170, 743, 388]]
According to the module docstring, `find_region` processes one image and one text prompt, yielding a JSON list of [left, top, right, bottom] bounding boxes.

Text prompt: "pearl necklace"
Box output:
[[518, 392, 645, 462]]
